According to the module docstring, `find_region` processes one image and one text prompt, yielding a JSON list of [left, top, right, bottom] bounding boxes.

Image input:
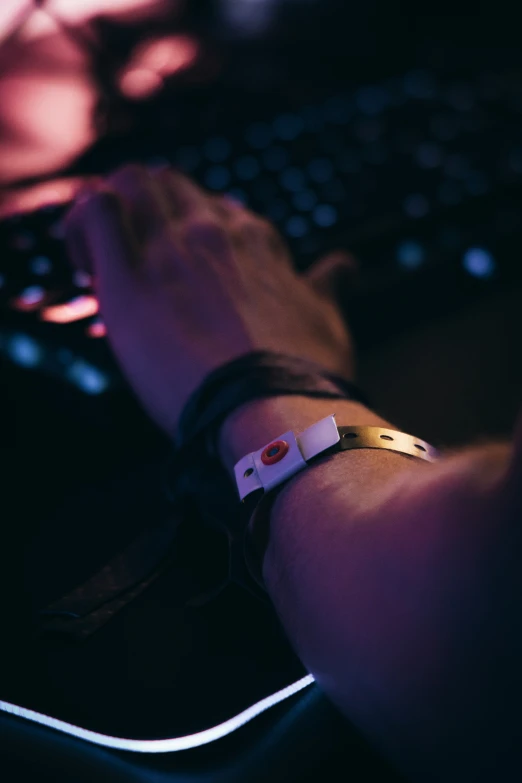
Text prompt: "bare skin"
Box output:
[[66, 164, 522, 781]]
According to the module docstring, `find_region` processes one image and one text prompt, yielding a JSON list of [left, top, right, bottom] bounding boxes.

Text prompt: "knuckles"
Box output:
[[107, 162, 151, 187], [233, 214, 279, 244], [67, 163, 284, 260], [66, 188, 120, 230], [183, 216, 227, 246]]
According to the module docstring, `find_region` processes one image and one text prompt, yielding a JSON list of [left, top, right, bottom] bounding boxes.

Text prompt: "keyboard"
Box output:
[[2, 64, 522, 395]]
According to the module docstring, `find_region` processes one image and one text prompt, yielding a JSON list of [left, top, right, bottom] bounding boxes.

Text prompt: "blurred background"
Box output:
[[1, 1, 522, 776]]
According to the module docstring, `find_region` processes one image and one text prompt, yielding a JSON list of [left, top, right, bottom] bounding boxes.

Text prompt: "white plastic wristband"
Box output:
[[234, 415, 439, 502]]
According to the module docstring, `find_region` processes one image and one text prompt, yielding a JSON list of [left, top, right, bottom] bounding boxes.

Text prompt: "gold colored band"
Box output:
[[334, 425, 439, 463], [243, 424, 439, 591]]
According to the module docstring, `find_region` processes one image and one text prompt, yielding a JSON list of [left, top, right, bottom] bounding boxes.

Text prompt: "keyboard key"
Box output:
[[438, 225, 463, 251], [48, 220, 66, 240], [234, 156, 261, 181], [204, 165, 231, 190], [430, 113, 460, 141], [363, 142, 388, 166], [415, 143, 443, 169], [263, 146, 289, 172], [444, 155, 469, 179], [353, 118, 381, 143], [6, 333, 42, 368], [265, 199, 288, 222], [280, 168, 306, 192], [11, 231, 36, 251], [224, 188, 248, 206], [403, 194, 430, 218], [30, 255, 53, 275], [465, 171, 489, 196], [438, 181, 462, 206], [86, 320, 107, 338], [292, 190, 317, 211], [355, 86, 389, 116], [403, 70, 437, 100], [203, 136, 231, 162], [312, 204, 338, 228], [446, 83, 475, 112], [73, 270, 93, 288], [300, 105, 324, 133], [319, 128, 346, 155], [273, 113, 304, 141], [317, 179, 346, 203], [67, 359, 109, 394], [285, 215, 309, 238], [250, 177, 277, 202], [246, 122, 272, 149], [323, 95, 352, 125], [337, 149, 361, 173], [462, 247, 495, 279], [396, 240, 425, 269], [12, 285, 46, 312], [307, 158, 334, 183], [41, 296, 99, 324], [174, 146, 201, 172]]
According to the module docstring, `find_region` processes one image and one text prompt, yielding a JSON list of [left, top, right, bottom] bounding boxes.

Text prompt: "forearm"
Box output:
[[218, 395, 519, 782], [218, 396, 423, 715]]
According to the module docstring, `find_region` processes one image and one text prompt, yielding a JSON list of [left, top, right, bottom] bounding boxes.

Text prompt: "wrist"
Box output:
[[217, 395, 394, 477]]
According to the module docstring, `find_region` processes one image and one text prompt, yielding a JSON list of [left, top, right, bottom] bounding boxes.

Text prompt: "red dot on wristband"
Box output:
[[261, 440, 289, 466]]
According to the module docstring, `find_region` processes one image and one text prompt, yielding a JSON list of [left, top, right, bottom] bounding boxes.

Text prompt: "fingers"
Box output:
[[108, 165, 225, 249], [66, 165, 229, 290], [65, 185, 138, 292], [102, 164, 220, 240], [66, 163, 292, 285], [304, 251, 359, 306], [155, 168, 293, 269], [157, 168, 214, 214], [107, 164, 174, 245]]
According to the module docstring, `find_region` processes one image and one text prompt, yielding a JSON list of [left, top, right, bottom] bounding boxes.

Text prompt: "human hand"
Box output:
[[65, 164, 356, 437]]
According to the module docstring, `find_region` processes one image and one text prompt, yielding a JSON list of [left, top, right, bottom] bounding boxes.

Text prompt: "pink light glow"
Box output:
[[119, 68, 163, 99], [12, 286, 47, 312], [0, 177, 92, 218], [0, 23, 97, 184], [44, 0, 174, 25], [42, 296, 99, 324], [133, 36, 198, 77], [18, 9, 60, 41], [87, 320, 107, 338], [118, 35, 198, 98], [0, 1, 32, 43], [0, 75, 97, 183], [0, 5, 191, 184]]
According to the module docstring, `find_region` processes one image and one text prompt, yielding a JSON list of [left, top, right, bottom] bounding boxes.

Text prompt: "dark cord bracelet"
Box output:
[[166, 351, 371, 604], [176, 351, 370, 449]]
